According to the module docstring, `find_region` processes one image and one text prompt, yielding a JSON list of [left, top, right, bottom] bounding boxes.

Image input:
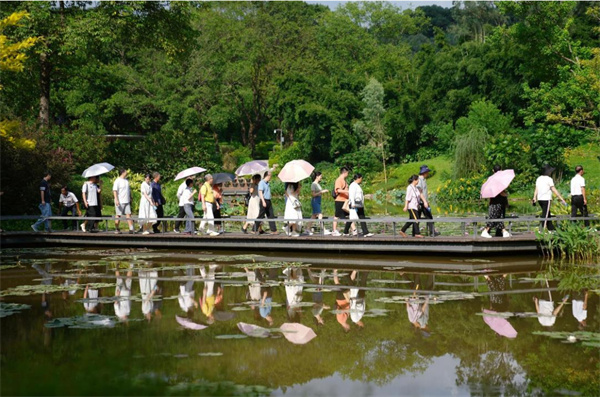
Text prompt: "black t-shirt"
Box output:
[[40, 179, 51, 203]]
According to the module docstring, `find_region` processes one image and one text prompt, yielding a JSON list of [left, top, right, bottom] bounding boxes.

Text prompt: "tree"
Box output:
[[353, 77, 390, 195]]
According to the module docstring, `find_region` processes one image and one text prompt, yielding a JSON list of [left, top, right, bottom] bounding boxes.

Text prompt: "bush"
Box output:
[[334, 147, 383, 176], [435, 175, 487, 203]]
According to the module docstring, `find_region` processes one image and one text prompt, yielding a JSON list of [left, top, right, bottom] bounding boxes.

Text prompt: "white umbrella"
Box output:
[[82, 162, 114, 178], [235, 160, 269, 176], [174, 166, 207, 181], [278, 160, 314, 183]]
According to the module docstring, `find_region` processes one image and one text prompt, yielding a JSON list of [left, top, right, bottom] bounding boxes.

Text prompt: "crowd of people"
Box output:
[[30, 163, 592, 238]]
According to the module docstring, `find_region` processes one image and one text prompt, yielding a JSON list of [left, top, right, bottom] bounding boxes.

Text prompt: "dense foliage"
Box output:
[[1, 1, 599, 213]]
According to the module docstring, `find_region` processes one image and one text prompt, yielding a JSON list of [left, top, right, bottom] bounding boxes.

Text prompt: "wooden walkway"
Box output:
[[0, 230, 540, 255]]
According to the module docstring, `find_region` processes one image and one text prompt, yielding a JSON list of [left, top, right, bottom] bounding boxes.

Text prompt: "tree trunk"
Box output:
[[38, 52, 51, 128]]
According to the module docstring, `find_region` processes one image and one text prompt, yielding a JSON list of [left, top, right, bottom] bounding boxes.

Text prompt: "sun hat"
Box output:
[[419, 165, 431, 175]]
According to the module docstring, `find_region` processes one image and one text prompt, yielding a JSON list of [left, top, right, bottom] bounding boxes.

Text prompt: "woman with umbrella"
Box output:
[[481, 165, 511, 238]]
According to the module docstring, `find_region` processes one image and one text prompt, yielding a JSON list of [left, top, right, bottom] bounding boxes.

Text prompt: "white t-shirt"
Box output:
[[536, 176, 555, 201], [570, 174, 585, 196], [406, 184, 420, 210], [112, 177, 131, 204], [572, 299, 587, 323], [59, 192, 78, 207], [82, 182, 100, 206], [176, 181, 187, 201], [537, 299, 556, 327], [179, 187, 194, 206]]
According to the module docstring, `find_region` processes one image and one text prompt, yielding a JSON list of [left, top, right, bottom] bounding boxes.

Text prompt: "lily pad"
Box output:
[[214, 334, 248, 339], [197, 352, 224, 357], [0, 302, 31, 318]]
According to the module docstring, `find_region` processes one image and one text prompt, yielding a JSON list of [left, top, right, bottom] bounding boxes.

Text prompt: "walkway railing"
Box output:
[[1, 213, 597, 237]]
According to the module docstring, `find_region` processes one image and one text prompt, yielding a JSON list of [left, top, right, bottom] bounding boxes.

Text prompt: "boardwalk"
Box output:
[[0, 229, 540, 255]]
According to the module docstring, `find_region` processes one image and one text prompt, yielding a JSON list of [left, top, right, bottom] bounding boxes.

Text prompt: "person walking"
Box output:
[[481, 165, 511, 238], [173, 177, 189, 234], [345, 173, 373, 237], [180, 178, 196, 235], [533, 164, 567, 231], [112, 168, 134, 234], [284, 182, 303, 237], [81, 176, 102, 233], [400, 175, 427, 238], [58, 186, 82, 230], [332, 167, 350, 237], [32, 171, 53, 232], [138, 173, 157, 235], [150, 172, 165, 233], [198, 174, 220, 236], [307, 172, 329, 235], [417, 165, 438, 237], [242, 174, 261, 234], [570, 165, 589, 227], [213, 182, 224, 234], [253, 171, 278, 234]]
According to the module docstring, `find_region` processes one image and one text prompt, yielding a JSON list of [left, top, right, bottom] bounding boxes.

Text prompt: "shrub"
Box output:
[[435, 175, 487, 203]]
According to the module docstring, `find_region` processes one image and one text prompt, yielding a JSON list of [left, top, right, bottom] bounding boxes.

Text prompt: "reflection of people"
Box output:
[[178, 266, 198, 314], [534, 292, 568, 327], [407, 296, 430, 332], [333, 270, 364, 331], [484, 274, 509, 312], [572, 290, 588, 329], [259, 269, 277, 326], [308, 269, 330, 325], [200, 265, 221, 324], [114, 267, 132, 321], [83, 284, 100, 314], [139, 270, 159, 321], [285, 267, 304, 321]]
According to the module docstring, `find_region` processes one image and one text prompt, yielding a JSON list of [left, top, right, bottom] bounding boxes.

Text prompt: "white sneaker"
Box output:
[[80, 224, 86, 232], [291, 232, 300, 237], [502, 230, 511, 238], [324, 229, 332, 236], [173, 229, 180, 234], [142, 231, 150, 235], [307, 231, 314, 236], [364, 233, 374, 238], [209, 231, 220, 236], [352, 231, 358, 236], [481, 230, 492, 238], [331, 230, 341, 237]]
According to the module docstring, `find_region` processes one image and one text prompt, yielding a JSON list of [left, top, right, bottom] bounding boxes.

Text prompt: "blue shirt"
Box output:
[[151, 181, 164, 205], [258, 180, 271, 200]]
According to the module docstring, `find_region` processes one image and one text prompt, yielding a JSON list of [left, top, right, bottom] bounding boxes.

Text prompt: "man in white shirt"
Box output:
[[81, 176, 102, 232], [570, 165, 589, 227], [112, 168, 134, 234], [174, 178, 190, 233], [58, 186, 82, 230]]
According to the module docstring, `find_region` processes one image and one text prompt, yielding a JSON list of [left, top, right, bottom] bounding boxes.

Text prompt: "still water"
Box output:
[[0, 248, 598, 396]]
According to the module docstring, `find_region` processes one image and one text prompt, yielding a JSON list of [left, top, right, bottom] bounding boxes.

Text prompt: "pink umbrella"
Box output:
[[235, 160, 269, 176], [174, 166, 207, 181], [176, 315, 208, 330], [280, 322, 317, 344], [481, 169, 515, 199], [482, 309, 517, 338], [237, 322, 271, 338], [278, 160, 315, 183]]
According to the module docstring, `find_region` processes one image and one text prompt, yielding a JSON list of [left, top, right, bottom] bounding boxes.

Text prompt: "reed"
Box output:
[[536, 221, 600, 262]]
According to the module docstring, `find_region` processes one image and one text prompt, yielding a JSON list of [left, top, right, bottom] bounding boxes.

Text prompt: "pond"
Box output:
[[0, 248, 598, 396]]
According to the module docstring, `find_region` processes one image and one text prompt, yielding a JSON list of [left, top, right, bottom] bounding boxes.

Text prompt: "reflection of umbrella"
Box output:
[[176, 315, 208, 330], [82, 162, 114, 178], [482, 309, 517, 338], [174, 166, 207, 181], [278, 160, 315, 183], [235, 160, 269, 176], [481, 170, 515, 199], [237, 322, 270, 338], [280, 322, 317, 344], [212, 173, 235, 185]]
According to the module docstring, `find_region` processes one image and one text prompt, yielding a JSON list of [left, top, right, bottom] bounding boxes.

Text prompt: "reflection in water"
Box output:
[[534, 280, 568, 328], [1, 250, 598, 396]]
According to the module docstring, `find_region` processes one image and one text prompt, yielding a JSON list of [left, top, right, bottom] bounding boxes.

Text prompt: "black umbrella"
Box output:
[[212, 173, 235, 185]]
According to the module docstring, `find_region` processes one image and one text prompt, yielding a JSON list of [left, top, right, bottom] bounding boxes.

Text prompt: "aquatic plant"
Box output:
[[536, 221, 600, 261]]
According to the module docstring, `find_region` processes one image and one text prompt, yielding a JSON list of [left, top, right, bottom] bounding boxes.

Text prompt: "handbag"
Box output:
[[292, 198, 301, 210], [342, 199, 350, 213], [244, 192, 251, 206]]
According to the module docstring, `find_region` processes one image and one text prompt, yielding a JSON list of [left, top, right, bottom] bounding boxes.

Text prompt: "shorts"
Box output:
[[335, 201, 347, 219], [311, 197, 322, 215], [115, 203, 131, 216]]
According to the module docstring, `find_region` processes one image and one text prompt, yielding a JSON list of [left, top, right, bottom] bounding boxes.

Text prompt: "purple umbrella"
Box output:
[[482, 309, 517, 338], [235, 160, 269, 176], [176, 315, 208, 330], [174, 167, 207, 181], [481, 169, 515, 199], [237, 322, 271, 338], [280, 322, 317, 344]]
